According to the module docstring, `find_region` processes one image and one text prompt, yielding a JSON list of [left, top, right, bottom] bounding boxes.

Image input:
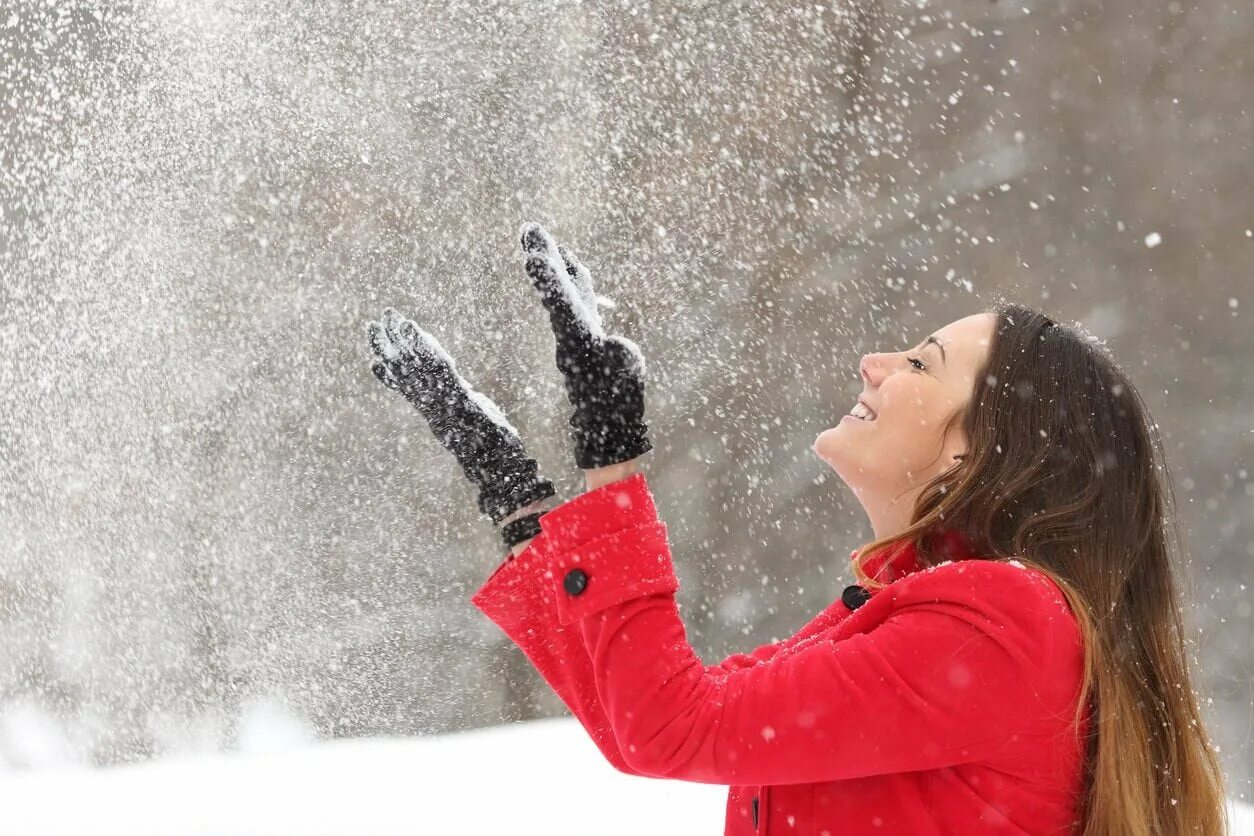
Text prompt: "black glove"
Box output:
[[519, 222, 653, 470], [367, 307, 554, 547]]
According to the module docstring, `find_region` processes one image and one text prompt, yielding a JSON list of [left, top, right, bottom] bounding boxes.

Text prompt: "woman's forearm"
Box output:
[[509, 537, 537, 558], [583, 457, 643, 492]]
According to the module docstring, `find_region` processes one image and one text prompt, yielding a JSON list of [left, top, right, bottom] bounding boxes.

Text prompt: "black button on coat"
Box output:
[[564, 568, 588, 596], [841, 584, 871, 610]]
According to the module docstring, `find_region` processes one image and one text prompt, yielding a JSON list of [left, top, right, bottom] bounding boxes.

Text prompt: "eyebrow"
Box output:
[[923, 335, 947, 365]]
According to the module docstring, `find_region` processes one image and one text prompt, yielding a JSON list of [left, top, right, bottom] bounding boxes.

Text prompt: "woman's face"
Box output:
[[813, 313, 996, 530]]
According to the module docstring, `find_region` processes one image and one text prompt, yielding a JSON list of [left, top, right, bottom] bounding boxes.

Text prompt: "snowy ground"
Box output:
[[0, 716, 1250, 836]]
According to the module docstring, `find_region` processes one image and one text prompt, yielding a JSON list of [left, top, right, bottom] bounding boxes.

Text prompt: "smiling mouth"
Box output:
[[848, 400, 877, 421]]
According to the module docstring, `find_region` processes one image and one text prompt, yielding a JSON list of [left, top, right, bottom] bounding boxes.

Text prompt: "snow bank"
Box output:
[[0, 717, 724, 836], [0, 716, 1249, 835]]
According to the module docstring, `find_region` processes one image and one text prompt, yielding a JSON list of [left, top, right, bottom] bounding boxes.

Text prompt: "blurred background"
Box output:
[[1, 0, 1250, 802]]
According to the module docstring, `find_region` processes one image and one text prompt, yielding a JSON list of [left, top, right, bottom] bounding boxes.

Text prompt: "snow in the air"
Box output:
[[1, 0, 1250, 828]]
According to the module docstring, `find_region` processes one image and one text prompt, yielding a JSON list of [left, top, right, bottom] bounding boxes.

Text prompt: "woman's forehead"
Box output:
[[935, 312, 995, 344], [931, 313, 996, 366]]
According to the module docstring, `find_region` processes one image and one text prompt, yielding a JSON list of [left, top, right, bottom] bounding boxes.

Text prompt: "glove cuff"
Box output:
[[574, 431, 653, 470], [478, 471, 556, 524], [500, 512, 544, 548]]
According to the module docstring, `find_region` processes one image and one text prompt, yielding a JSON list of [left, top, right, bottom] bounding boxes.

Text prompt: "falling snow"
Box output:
[[0, 0, 1251, 822]]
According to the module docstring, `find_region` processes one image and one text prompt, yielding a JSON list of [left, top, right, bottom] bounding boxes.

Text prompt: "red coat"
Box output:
[[472, 472, 1089, 835]]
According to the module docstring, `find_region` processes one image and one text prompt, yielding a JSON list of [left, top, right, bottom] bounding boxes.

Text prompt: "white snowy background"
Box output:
[[1, 0, 1251, 830], [1, 716, 1251, 835]]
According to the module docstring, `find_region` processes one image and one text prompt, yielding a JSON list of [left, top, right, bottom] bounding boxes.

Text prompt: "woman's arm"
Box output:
[[472, 458, 647, 773], [580, 457, 823, 675], [472, 528, 650, 777], [583, 458, 642, 492], [491, 223, 818, 774], [532, 471, 1082, 786], [474, 460, 859, 774]]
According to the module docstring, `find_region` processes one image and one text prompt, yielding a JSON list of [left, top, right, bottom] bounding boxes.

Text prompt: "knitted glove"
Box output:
[[519, 222, 653, 469], [367, 307, 554, 547]]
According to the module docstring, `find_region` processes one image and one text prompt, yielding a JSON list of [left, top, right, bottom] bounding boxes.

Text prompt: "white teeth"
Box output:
[[849, 402, 875, 421]]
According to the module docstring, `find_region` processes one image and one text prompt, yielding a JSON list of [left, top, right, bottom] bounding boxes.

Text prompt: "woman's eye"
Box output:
[[908, 356, 927, 371]]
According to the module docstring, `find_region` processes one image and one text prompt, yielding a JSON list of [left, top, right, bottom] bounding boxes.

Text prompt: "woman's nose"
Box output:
[[860, 354, 878, 385]]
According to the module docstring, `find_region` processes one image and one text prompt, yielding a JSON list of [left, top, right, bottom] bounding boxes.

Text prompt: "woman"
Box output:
[[367, 223, 1228, 835]]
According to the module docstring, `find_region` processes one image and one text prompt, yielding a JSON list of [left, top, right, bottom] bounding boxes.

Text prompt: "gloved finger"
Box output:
[[556, 242, 608, 327], [397, 318, 424, 355], [519, 221, 558, 260], [381, 307, 409, 353], [524, 252, 591, 345], [367, 319, 397, 361], [399, 319, 464, 387], [520, 224, 595, 345], [371, 360, 399, 390]]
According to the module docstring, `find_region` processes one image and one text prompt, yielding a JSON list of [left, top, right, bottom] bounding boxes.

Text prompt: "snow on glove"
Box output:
[[519, 222, 653, 470], [367, 308, 554, 543]]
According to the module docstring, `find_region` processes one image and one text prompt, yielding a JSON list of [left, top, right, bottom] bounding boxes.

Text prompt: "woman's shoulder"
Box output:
[[885, 558, 1086, 705], [891, 556, 1082, 642], [898, 553, 1063, 591]]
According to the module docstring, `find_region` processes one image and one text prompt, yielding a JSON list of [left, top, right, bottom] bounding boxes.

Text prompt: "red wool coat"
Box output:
[[471, 473, 1090, 835]]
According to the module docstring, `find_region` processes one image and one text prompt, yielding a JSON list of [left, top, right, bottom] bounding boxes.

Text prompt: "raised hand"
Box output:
[[367, 307, 554, 546], [519, 222, 653, 470]]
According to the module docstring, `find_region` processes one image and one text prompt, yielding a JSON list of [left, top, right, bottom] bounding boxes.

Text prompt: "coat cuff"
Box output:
[[537, 471, 658, 544], [470, 533, 557, 637], [537, 473, 679, 626]]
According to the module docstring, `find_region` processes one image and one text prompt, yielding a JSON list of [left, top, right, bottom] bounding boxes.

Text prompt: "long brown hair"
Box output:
[[852, 303, 1228, 835]]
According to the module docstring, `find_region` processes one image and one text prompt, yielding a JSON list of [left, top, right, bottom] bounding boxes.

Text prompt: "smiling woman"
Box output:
[[476, 295, 1229, 834], [377, 227, 1228, 836], [817, 303, 1231, 834], [813, 312, 996, 540]]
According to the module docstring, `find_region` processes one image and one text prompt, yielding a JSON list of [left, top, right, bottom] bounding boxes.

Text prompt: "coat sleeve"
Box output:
[[710, 601, 850, 676], [533, 472, 1082, 787], [471, 532, 648, 777], [469, 496, 830, 776]]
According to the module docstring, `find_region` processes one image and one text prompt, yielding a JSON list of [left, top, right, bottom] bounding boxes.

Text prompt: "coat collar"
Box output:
[[851, 529, 976, 584]]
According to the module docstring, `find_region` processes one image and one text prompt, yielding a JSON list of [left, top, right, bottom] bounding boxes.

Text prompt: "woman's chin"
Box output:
[[812, 425, 858, 469]]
